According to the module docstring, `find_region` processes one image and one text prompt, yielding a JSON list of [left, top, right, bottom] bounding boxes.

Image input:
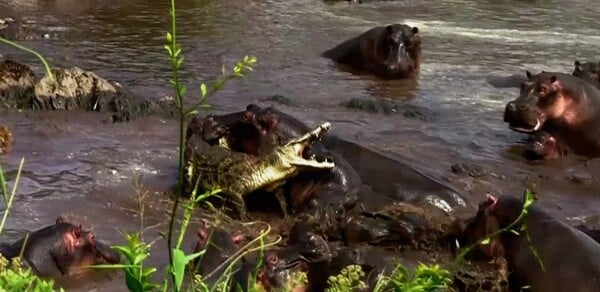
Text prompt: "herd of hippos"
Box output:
[[1, 18, 600, 292]]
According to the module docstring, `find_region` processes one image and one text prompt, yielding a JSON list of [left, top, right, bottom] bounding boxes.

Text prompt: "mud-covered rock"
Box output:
[[452, 260, 509, 292], [0, 59, 36, 109], [0, 125, 14, 155], [451, 162, 486, 178], [266, 94, 294, 106], [33, 67, 130, 111], [342, 97, 433, 121]]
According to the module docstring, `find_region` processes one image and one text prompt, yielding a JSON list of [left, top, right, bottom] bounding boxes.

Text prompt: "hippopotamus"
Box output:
[[322, 24, 421, 79], [0, 216, 120, 278], [455, 194, 600, 292], [573, 60, 600, 88], [503, 71, 600, 159], [575, 224, 600, 244], [261, 221, 332, 291], [191, 220, 256, 290], [523, 130, 566, 160]]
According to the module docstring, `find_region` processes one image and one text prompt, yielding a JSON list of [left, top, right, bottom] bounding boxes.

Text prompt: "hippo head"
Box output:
[[453, 194, 531, 261], [192, 220, 244, 276], [50, 217, 121, 277], [378, 24, 421, 78], [524, 131, 562, 160], [503, 71, 573, 133], [573, 60, 600, 87], [260, 223, 332, 290]]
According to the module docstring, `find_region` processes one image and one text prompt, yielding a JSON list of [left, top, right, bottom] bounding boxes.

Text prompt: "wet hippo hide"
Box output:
[[322, 135, 466, 212], [458, 195, 600, 292]]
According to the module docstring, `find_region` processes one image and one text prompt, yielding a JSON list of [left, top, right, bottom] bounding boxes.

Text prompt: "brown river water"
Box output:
[[1, 0, 600, 290]]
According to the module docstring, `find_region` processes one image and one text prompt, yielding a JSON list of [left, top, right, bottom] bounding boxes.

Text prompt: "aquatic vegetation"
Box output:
[[326, 265, 368, 292], [373, 263, 451, 292]]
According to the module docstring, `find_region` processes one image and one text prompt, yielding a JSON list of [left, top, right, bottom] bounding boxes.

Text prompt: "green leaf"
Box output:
[[200, 83, 207, 98], [480, 238, 491, 245], [176, 55, 184, 68], [164, 45, 173, 56], [172, 249, 188, 290], [509, 229, 520, 235], [166, 32, 173, 43], [178, 85, 187, 98]]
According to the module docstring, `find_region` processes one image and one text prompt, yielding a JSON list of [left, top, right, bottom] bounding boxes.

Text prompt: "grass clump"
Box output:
[[0, 255, 63, 292], [374, 263, 451, 292]]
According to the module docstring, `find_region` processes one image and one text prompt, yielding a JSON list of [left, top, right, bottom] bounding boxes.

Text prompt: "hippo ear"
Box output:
[[550, 75, 558, 84], [73, 225, 82, 238], [386, 25, 393, 35], [526, 71, 533, 79], [56, 216, 65, 224], [411, 27, 419, 35], [485, 193, 498, 208], [574, 60, 581, 67]]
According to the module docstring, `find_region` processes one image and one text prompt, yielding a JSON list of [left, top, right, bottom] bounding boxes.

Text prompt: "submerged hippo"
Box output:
[[0, 216, 120, 278], [503, 71, 600, 159], [322, 24, 421, 79], [455, 194, 600, 292], [573, 60, 600, 88]]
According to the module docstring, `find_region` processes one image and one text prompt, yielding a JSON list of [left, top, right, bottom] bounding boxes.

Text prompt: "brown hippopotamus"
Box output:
[[322, 24, 421, 79], [503, 71, 600, 159], [0, 216, 120, 278], [455, 194, 600, 292], [573, 60, 600, 88]]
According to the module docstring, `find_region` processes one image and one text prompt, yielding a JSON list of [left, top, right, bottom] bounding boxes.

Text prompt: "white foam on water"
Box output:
[[404, 19, 600, 47]]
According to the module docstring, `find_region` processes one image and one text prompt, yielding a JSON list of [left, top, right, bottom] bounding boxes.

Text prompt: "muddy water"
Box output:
[[1, 0, 600, 290]]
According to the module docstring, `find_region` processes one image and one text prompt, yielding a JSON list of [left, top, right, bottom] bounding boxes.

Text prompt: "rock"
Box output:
[[0, 59, 36, 109], [451, 162, 486, 178], [33, 67, 131, 112], [266, 94, 294, 106], [0, 125, 14, 155], [342, 97, 434, 121]]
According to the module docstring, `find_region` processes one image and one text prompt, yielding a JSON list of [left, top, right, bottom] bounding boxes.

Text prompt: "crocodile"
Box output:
[[184, 121, 335, 219]]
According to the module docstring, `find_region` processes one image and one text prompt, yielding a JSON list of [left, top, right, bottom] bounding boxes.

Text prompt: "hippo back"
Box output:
[[513, 209, 600, 292], [323, 135, 466, 212]]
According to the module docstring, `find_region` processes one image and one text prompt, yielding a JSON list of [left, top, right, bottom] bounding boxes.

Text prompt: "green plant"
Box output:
[[326, 264, 367, 292], [0, 37, 55, 82], [0, 255, 63, 292], [453, 189, 545, 271], [162, 0, 255, 290], [373, 263, 451, 292]]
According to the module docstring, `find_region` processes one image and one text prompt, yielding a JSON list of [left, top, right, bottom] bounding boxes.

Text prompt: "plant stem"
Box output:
[[0, 158, 25, 235], [166, 0, 183, 288], [0, 37, 55, 82]]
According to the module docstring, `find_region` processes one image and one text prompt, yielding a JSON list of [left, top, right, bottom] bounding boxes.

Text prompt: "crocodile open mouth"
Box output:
[[283, 122, 335, 169]]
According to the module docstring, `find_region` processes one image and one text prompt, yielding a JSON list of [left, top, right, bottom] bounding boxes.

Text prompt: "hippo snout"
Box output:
[[503, 101, 517, 122]]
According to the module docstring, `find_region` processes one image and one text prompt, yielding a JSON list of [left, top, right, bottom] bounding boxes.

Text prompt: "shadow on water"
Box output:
[[1, 0, 600, 290]]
